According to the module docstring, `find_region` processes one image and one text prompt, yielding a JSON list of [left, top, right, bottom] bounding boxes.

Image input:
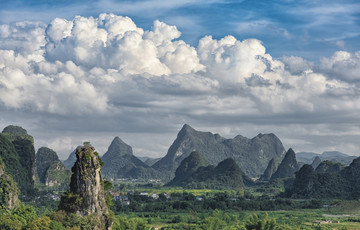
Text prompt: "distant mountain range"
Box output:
[[63, 147, 79, 170], [63, 144, 161, 169], [296, 151, 357, 166], [138, 156, 161, 166], [61, 124, 286, 181], [152, 124, 286, 179], [2, 123, 359, 202]]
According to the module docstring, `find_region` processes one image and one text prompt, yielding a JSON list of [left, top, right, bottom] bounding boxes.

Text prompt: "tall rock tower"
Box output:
[[59, 143, 112, 230]]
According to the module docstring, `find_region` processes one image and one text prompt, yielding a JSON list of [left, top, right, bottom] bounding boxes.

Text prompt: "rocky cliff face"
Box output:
[[270, 148, 299, 180], [0, 157, 19, 209], [59, 143, 112, 230], [153, 124, 286, 179], [259, 158, 278, 181], [296, 151, 356, 166]]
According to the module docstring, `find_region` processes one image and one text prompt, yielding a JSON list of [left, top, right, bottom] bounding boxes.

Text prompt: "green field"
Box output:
[[108, 184, 360, 229], [112, 209, 360, 229]]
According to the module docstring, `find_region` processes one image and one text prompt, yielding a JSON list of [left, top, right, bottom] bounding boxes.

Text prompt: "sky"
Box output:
[[0, 0, 360, 160]]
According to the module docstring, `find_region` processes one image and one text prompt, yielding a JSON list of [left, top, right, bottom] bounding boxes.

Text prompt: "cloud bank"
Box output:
[[0, 13, 359, 158]]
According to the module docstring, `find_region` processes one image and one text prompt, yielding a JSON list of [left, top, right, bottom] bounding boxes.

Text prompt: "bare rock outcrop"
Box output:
[[59, 143, 112, 229]]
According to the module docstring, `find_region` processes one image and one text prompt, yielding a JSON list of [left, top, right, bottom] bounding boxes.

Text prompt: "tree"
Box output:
[[245, 213, 280, 230], [25, 216, 51, 230]]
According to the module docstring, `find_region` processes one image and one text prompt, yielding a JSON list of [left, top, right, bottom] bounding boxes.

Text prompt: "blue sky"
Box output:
[[1, 0, 360, 159], [1, 0, 360, 61]]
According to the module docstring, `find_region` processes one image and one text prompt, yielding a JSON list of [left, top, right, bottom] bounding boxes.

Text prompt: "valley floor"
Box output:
[[113, 209, 360, 230], [7, 186, 358, 230]]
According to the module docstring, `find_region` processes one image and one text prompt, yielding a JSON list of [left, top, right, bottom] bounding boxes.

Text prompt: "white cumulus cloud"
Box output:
[[1, 13, 360, 157], [320, 50, 360, 83]]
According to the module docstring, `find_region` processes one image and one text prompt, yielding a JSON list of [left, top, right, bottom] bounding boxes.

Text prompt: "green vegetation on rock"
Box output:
[[36, 147, 60, 183], [0, 157, 20, 209], [315, 160, 344, 173], [60, 143, 112, 229], [167, 152, 253, 189], [101, 136, 161, 180], [287, 157, 360, 199], [36, 147, 71, 191], [0, 126, 36, 196], [45, 161, 71, 191]]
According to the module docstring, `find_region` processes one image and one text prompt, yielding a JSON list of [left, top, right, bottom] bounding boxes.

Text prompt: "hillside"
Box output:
[[0, 125, 36, 195], [315, 160, 344, 173], [296, 151, 356, 165], [36, 147, 61, 183], [166, 151, 209, 187], [288, 157, 360, 199], [167, 152, 253, 189], [36, 147, 71, 191]]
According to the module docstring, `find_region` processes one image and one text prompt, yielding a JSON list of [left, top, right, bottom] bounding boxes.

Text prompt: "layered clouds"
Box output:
[[0, 13, 360, 158]]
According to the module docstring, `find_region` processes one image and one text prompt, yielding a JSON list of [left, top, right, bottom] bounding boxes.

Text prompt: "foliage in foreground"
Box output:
[[0, 203, 297, 230], [2, 203, 360, 229]]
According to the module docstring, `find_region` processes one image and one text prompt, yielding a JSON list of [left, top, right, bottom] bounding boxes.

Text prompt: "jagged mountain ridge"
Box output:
[[153, 124, 286, 179], [296, 151, 356, 166]]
